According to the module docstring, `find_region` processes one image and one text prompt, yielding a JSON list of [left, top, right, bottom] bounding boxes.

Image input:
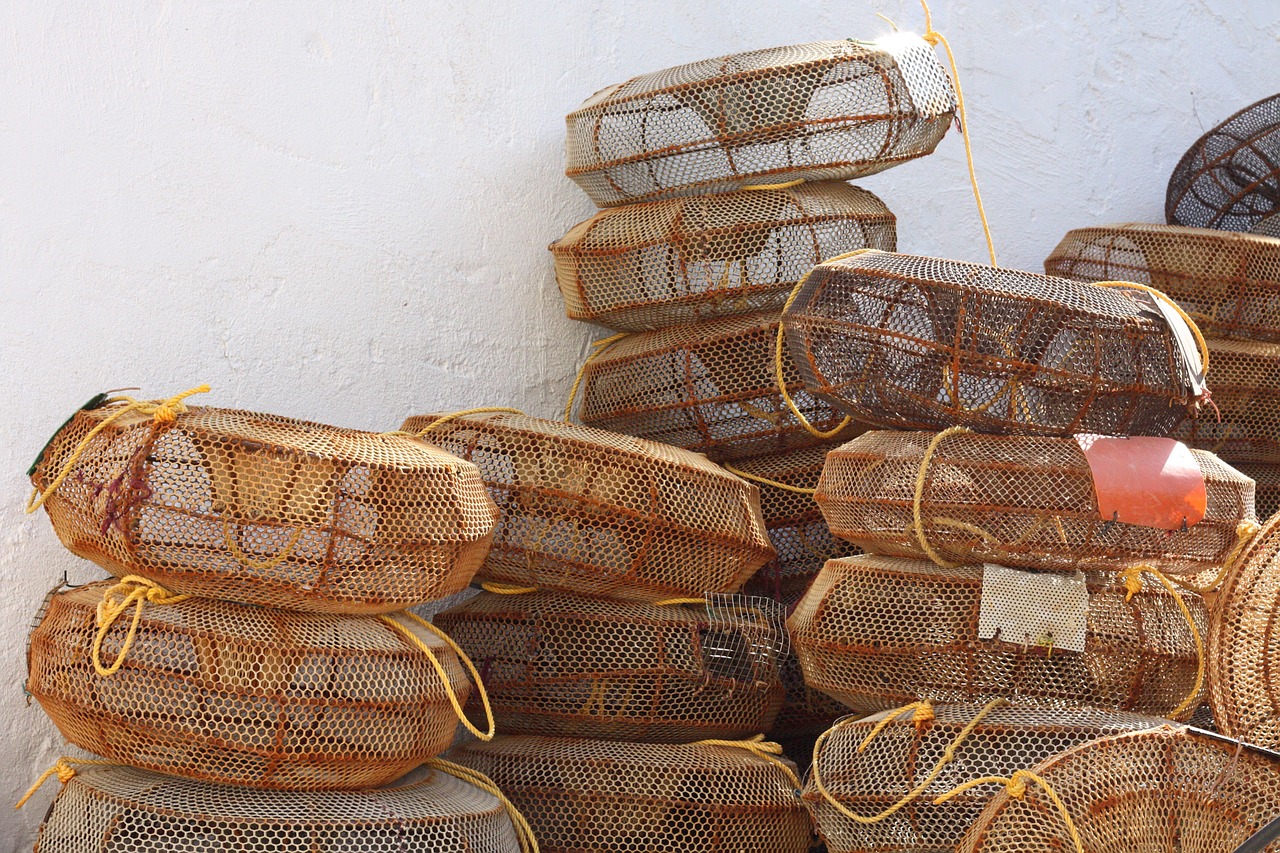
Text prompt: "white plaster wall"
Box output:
[[0, 0, 1276, 843]]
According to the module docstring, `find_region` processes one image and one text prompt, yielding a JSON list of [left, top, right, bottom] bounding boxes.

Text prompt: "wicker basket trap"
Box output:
[[781, 250, 1210, 435], [1045, 222, 1280, 342], [549, 181, 896, 332], [576, 310, 863, 461], [29, 400, 498, 613], [804, 703, 1168, 853], [956, 726, 1280, 853], [815, 429, 1257, 575], [402, 411, 774, 601], [448, 735, 812, 853], [27, 581, 478, 790], [1169, 338, 1280, 464], [1167, 93, 1280, 233], [788, 555, 1208, 719], [564, 35, 956, 207], [33, 764, 523, 853]]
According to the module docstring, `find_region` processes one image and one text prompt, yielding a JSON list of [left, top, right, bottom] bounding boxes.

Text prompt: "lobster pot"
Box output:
[[402, 412, 774, 601], [30, 404, 498, 613], [1045, 222, 1280, 342], [788, 555, 1208, 719], [956, 726, 1280, 853], [448, 736, 812, 853], [577, 311, 863, 461], [781, 250, 1207, 435], [436, 590, 784, 741], [565, 35, 956, 207], [816, 430, 1256, 575], [1167, 93, 1280, 232], [1237, 462, 1280, 519], [1170, 338, 1280, 464], [34, 765, 522, 853], [549, 182, 897, 331], [27, 582, 472, 790], [805, 704, 1167, 853]]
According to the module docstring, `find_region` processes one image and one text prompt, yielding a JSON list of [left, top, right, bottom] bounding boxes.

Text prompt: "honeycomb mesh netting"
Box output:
[[788, 555, 1208, 719], [549, 181, 897, 332], [447, 735, 813, 853], [434, 590, 786, 742], [564, 35, 956, 207], [33, 764, 523, 853], [1169, 338, 1280, 464], [29, 403, 499, 613], [401, 411, 774, 601], [27, 581, 473, 790], [781, 250, 1208, 436], [1166, 93, 1280, 232], [1045, 222, 1280, 342], [803, 703, 1169, 853], [576, 310, 865, 461], [956, 726, 1280, 853], [815, 430, 1256, 575], [1237, 463, 1280, 519]]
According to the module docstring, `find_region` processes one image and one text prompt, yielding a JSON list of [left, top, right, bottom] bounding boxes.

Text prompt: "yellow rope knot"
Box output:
[[146, 384, 210, 424], [15, 757, 117, 810], [931, 769, 1084, 853], [1120, 565, 1146, 602], [92, 575, 191, 677], [1004, 769, 1030, 799]]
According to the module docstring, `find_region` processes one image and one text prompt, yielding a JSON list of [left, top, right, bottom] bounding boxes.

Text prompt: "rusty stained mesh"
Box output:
[[788, 555, 1207, 719], [27, 581, 472, 790], [782, 250, 1206, 436], [1045, 222, 1280, 342], [804, 703, 1168, 853], [435, 590, 784, 742], [34, 764, 522, 853], [956, 726, 1280, 853], [1167, 93, 1280, 233], [30, 404, 498, 613], [1168, 338, 1280, 464], [549, 181, 896, 332], [447, 735, 812, 853], [565, 36, 956, 207], [577, 310, 864, 461], [816, 430, 1256, 575], [1237, 462, 1280, 519], [403, 411, 774, 602]]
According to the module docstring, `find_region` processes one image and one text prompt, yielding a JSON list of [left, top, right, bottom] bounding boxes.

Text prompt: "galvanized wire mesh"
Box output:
[[1169, 338, 1280, 464]]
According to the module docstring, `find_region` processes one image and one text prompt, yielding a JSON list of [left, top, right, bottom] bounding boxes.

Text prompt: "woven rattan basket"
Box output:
[[27, 581, 476, 790], [804, 703, 1168, 853], [576, 310, 863, 460], [815, 429, 1256, 575], [1167, 93, 1280, 232], [1169, 338, 1280, 464], [29, 401, 498, 613], [448, 735, 812, 853], [1045, 222, 1280, 342], [565, 35, 956, 207], [956, 726, 1280, 852], [402, 411, 774, 601], [33, 764, 523, 853], [788, 555, 1208, 719], [781, 250, 1210, 435], [550, 182, 896, 331]]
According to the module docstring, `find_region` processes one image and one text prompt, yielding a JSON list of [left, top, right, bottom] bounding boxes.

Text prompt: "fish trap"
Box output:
[[1237, 462, 1280, 519], [1169, 338, 1280, 464]]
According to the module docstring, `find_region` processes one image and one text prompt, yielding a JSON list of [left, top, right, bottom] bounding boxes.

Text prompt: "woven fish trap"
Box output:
[[781, 249, 1209, 435], [1237, 462, 1280, 519], [1045, 222, 1280, 342], [33, 764, 524, 853], [29, 400, 498, 613], [401, 411, 774, 601], [788, 555, 1208, 720], [27, 580, 482, 790], [448, 735, 813, 853], [1167, 93, 1280, 232], [1169, 338, 1280, 464], [815, 429, 1256, 575], [435, 590, 785, 742], [549, 182, 897, 332], [804, 702, 1168, 853], [576, 310, 863, 461], [956, 726, 1280, 853]]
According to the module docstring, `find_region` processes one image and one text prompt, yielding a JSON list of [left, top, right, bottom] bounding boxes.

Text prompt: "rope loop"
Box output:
[[92, 575, 191, 677], [15, 757, 117, 810], [721, 462, 818, 495], [1171, 519, 1262, 595], [425, 758, 540, 853], [931, 769, 1084, 853], [911, 426, 972, 568], [695, 735, 800, 790]]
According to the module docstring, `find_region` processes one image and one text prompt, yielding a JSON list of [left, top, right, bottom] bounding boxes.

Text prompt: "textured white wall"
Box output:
[[1, 0, 1276, 843]]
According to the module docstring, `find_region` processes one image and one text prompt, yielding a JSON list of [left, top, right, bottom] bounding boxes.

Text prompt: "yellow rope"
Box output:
[[424, 758, 540, 853], [932, 769, 1084, 853], [221, 521, 304, 571], [740, 178, 806, 191], [15, 757, 118, 810], [1095, 280, 1210, 374], [26, 384, 211, 513], [721, 462, 818, 495], [563, 333, 628, 422], [91, 575, 191, 677], [911, 426, 972, 569], [377, 612, 496, 741], [1118, 564, 1204, 719], [411, 408, 528, 435], [481, 581, 540, 595], [857, 701, 936, 752], [1169, 519, 1262, 595], [654, 597, 707, 607], [695, 735, 801, 790]]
